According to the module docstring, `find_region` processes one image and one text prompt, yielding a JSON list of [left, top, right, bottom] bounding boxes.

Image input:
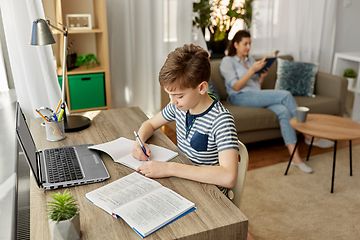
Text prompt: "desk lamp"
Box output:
[[31, 18, 90, 132]]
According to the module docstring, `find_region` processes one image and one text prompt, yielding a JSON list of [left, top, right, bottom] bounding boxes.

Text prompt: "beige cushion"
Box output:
[[294, 96, 340, 115], [223, 96, 340, 133], [222, 102, 279, 132]]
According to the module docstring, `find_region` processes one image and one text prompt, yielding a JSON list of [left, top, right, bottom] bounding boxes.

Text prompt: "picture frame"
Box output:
[[66, 14, 92, 30]]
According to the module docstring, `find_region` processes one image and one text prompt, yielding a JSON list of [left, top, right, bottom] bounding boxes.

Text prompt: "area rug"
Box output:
[[241, 145, 360, 240]]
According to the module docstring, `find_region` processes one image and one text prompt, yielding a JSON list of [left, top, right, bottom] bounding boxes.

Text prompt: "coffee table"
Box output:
[[284, 114, 360, 193]]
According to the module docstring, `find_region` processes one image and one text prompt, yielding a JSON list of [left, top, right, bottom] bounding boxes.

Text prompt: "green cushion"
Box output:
[[275, 58, 318, 97]]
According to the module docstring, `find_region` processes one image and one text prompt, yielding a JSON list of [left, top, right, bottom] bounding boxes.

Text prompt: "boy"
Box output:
[[132, 44, 239, 194]]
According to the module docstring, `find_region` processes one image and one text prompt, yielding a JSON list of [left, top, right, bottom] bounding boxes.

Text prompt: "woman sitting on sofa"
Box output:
[[220, 30, 333, 174]]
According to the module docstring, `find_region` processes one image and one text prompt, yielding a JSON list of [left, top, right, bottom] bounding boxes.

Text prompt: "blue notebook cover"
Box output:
[[133, 207, 197, 238], [255, 56, 277, 74]]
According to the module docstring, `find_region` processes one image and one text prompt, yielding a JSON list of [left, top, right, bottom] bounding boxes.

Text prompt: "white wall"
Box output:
[[333, 0, 360, 54], [333, 0, 360, 117], [1, 2, 360, 91]]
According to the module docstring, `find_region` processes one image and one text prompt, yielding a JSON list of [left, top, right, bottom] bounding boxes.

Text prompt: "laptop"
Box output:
[[15, 102, 110, 190]]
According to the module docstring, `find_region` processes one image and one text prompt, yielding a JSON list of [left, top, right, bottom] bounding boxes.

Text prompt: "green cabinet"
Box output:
[[58, 76, 63, 89], [58, 73, 106, 111], [68, 73, 106, 110]]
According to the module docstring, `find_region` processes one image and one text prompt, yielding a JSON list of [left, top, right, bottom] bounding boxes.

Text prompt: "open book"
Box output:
[[88, 137, 178, 170], [85, 172, 196, 238], [255, 50, 279, 74]]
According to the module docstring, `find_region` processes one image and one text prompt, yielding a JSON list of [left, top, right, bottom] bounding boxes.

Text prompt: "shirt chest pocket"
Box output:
[[190, 131, 208, 151]]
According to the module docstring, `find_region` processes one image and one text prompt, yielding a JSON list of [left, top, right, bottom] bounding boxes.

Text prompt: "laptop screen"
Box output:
[[16, 103, 41, 186]]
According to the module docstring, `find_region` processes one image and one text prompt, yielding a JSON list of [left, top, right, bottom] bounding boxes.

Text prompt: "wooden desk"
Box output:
[[29, 107, 248, 239], [285, 114, 360, 193]]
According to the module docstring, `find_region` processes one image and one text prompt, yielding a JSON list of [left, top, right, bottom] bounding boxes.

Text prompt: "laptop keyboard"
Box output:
[[44, 147, 83, 183]]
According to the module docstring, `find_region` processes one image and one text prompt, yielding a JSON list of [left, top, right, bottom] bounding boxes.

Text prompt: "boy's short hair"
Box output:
[[159, 44, 211, 90]]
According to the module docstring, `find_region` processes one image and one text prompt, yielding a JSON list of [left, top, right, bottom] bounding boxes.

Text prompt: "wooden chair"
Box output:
[[228, 140, 249, 208]]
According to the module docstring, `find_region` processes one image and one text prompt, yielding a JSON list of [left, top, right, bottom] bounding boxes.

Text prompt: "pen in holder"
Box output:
[[45, 119, 65, 141]]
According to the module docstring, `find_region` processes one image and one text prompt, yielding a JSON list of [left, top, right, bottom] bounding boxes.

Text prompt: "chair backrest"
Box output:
[[228, 140, 249, 209]]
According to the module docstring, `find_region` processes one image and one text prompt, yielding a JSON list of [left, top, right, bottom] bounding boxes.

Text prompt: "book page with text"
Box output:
[[114, 186, 195, 238], [85, 172, 162, 215]]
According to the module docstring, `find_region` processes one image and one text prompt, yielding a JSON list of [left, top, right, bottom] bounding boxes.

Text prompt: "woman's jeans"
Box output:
[[229, 90, 298, 146]]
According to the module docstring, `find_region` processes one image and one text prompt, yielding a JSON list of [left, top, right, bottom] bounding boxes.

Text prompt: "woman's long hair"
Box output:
[[227, 30, 251, 56]]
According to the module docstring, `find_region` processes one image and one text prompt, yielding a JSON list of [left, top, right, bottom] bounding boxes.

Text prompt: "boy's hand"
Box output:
[[137, 161, 171, 178], [132, 144, 151, 161]]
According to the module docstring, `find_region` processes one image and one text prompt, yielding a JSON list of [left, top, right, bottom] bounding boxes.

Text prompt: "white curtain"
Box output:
[[0, 35, 8, 92], [250, 0, 336, 73], [107, 0, 206, 116], [0, 0, 60, 118]]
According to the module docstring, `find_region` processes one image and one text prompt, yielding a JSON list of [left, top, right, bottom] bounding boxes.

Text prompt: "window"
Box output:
[[0, 40, 8, 91], [163, 0, 178, 42]]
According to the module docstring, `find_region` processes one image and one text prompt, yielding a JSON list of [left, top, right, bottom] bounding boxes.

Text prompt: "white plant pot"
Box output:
[[48, 214, 81, 240], [347, 78, 356, 90]]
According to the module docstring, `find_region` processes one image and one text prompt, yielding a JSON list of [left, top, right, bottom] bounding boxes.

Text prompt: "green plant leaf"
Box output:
[[343, 69, 357, 78], [46, 189, 78, 223], [75, 55, 87, 68]]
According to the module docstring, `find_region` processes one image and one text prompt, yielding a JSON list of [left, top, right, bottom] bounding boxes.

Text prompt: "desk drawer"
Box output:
[[68, 73, 106, 110]]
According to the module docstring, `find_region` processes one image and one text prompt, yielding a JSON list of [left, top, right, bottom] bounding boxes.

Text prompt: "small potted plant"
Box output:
[[343, 68, 357, 89], [75, 53, 100, 69], [47, 189, 81, 240]]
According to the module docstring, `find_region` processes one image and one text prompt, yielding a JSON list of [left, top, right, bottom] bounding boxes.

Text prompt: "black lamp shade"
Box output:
[[30, 19, 56, 46]]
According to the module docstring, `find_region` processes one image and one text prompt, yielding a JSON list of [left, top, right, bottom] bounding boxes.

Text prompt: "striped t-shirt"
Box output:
[[161, 98, 239, 166]]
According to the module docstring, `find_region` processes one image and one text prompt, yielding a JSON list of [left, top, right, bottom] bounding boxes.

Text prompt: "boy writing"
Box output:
[[132, 44, 239, 195]]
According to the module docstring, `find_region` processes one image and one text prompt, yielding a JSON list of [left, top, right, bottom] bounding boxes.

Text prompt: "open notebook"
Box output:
[[88, 137, 178, 170]]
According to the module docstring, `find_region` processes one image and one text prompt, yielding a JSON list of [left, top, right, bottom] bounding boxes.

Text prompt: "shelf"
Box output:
[[68, 28, 103, 34], [43, 0, 111, 113], [332, 52, 360, 121], [57, 65, 106, 76], [70, 106, 107, 113], [348, 87, 356, 93], [53, 29, 103, 35], [334, 52, 360, 62]]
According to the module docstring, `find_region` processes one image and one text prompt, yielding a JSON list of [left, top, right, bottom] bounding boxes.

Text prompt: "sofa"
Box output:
[[210, 55, 348, 144]]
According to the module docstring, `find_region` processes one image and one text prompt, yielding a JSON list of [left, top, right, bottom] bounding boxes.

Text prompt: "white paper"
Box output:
[[88, 137, 178, 170]]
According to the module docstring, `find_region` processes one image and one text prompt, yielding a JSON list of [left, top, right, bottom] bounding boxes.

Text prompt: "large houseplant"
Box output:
[[47, 189, 81, 240], [193, 0, 253, 55], [193, 0, 213, 36], [213, 0, 253, 41], [193, 0, 253, 42]]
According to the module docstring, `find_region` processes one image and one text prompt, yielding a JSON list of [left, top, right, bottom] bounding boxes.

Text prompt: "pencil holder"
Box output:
[[45, 119, 65, 141]]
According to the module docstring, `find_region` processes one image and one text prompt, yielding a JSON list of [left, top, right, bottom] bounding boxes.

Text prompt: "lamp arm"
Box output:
[[61, 34, 67, 108], [47, 20, 67, 35], [45, 20, 68, 109]]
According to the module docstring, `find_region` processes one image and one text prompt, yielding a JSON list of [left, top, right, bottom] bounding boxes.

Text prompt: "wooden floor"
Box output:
[[161, 125, 360, 170]]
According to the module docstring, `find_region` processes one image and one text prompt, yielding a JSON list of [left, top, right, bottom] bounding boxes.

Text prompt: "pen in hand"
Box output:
[[134, 131, 149, 158]]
